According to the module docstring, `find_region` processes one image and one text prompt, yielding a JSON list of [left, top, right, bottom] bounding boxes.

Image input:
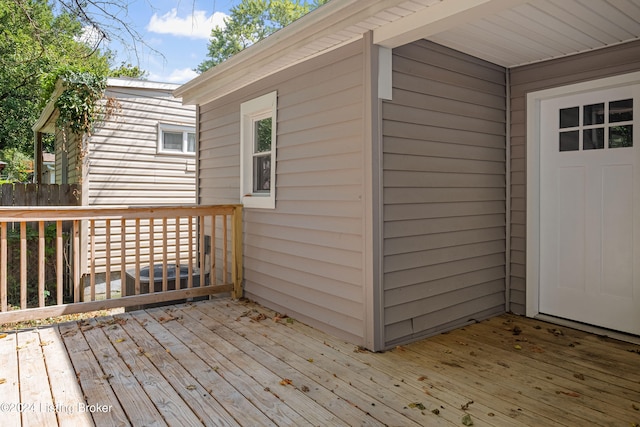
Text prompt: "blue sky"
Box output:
[[103, 1, 236, 84]]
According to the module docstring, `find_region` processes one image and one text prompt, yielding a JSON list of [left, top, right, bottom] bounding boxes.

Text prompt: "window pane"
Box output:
[[559, 131, 579, 151], [253, 155, 270, 192], [254, 118, 272, 153], [610, 99, 633, 123], [163, 132, 183, 151], [583, 128, 604, 150], [583, 103, 604, 125], [560, 107, 579, 128], [609, 125, 633, 148], [187, 133, 196, 152]]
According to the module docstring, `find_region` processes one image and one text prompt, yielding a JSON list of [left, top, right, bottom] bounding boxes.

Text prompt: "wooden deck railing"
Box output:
[[0, 205, 243, 323]]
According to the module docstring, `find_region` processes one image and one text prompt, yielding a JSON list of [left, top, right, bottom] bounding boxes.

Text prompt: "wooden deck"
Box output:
[[1, 298, 638, 426]]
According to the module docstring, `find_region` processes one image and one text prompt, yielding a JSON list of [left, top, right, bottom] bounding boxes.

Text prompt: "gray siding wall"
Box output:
[[508, 40, 640, 314], [198, 41, 367, 344], [382, 40, 507, 346]]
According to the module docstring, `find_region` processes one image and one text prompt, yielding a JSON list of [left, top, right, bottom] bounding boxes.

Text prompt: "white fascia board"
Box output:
[[107, 78, 180, 91], [32, 80, 64, 132], [373, 0, 528, 48]]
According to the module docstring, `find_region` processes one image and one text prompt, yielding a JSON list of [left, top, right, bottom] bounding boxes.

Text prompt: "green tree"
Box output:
[[0, 148, 32, 182], [197, 0, 330, 72], [109, 62, 148, 79], [0, 0, 111, 159]]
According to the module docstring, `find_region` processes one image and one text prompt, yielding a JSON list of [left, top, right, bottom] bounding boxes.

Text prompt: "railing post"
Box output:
[[231, 205, 243, 299]]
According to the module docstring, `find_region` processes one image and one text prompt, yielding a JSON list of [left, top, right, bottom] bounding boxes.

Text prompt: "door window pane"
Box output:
[[609, 125, 633, 148], [583, 128, 604, 150], [560, 131, 579, 151], [560, 107, 579, 128], [583, 103, 604, 125], [610, 99, 633, 123]]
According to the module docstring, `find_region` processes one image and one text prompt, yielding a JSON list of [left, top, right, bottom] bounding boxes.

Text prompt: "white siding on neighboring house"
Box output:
[[50, 80, 197, 274], [198, 41, 367, 345], [88, 86, 196, 207]]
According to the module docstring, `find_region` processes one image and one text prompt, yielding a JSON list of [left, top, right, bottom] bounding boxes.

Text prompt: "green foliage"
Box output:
[[198, 0, 330, 72], [0, 0, 141, 159], [109, 63, 148, 79], [0, 148, 32, 182], [55, 70, 107, 136]]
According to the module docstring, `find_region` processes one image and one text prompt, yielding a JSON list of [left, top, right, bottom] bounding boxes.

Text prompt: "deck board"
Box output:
[[0, 331, 21, 427], [38, 327, 93, 427], [17, 330, 58, 427], [2, 298, 639, 426]]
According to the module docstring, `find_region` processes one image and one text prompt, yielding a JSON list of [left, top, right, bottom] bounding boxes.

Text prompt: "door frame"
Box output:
[[525, 70, 640, 319]]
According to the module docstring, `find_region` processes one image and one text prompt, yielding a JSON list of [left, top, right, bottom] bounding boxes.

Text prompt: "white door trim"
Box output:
[[525, 70, 640, 319]]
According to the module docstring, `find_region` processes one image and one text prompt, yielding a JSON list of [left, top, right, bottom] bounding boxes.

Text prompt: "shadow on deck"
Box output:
[[0, 298, 638, 426]]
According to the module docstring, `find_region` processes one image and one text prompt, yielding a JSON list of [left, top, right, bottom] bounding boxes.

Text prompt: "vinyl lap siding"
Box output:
[[383, 40, 506, 346], [88, 86, 196, 273], [89, 87, 196, 206], [508, 40, 640, 314], [198, 41, 366, 344]]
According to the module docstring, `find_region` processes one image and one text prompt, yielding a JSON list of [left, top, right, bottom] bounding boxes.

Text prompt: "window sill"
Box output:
[[242, 194, 275, 209]]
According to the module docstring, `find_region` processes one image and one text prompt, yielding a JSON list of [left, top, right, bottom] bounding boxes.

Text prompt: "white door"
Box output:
[[539, 84, 640, 335]]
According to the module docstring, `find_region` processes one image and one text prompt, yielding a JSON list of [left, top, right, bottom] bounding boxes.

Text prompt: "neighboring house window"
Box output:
[[240, 91, 277, 209], [158, 123, 196, 154]]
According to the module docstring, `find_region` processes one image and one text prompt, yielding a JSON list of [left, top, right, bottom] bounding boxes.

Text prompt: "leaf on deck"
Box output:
[[461, 413, 474, 425], [279, 378, 293, 386], [114, 338, 126, 343], [186, 385, 197, 390], [0, 333, 7, 339], [408, 402, 426, 410], [461, 400, 474, 411], [250, 313, 267, 322], [0, 378, 6, 384]]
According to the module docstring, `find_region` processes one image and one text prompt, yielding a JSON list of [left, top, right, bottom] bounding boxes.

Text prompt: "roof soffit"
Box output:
[[176, 0, 640, 105]]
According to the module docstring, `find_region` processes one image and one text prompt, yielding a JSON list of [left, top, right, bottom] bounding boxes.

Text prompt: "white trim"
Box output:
[[240, 91, 277, 209], [106, 78, 180, 91], [378, 47, 392, 101], [525, 70, 640, 318], [157, 123, 196, 155]]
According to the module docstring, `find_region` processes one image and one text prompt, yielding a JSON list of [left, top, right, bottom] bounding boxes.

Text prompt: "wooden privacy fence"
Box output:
[[0, 205, 243, 323], [0, 183, 80, 206]]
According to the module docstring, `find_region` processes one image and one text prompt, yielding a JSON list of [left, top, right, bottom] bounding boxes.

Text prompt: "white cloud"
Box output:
[[75, 25, 104, 48], [149, 68, 199, 84], [147, 9, 227, 39]]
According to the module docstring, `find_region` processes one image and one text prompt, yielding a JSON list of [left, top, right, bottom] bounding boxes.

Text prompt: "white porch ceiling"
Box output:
[[177, 0, 640, 105], [424, 0, 640, 67]]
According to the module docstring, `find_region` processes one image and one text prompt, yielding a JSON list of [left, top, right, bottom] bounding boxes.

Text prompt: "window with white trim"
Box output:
[[240, 91, 277, 209], [158, 123, 196, 154]]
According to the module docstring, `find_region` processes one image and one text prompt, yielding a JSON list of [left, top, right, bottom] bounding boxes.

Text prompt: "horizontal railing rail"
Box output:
[[0, 204, 243, 323]]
